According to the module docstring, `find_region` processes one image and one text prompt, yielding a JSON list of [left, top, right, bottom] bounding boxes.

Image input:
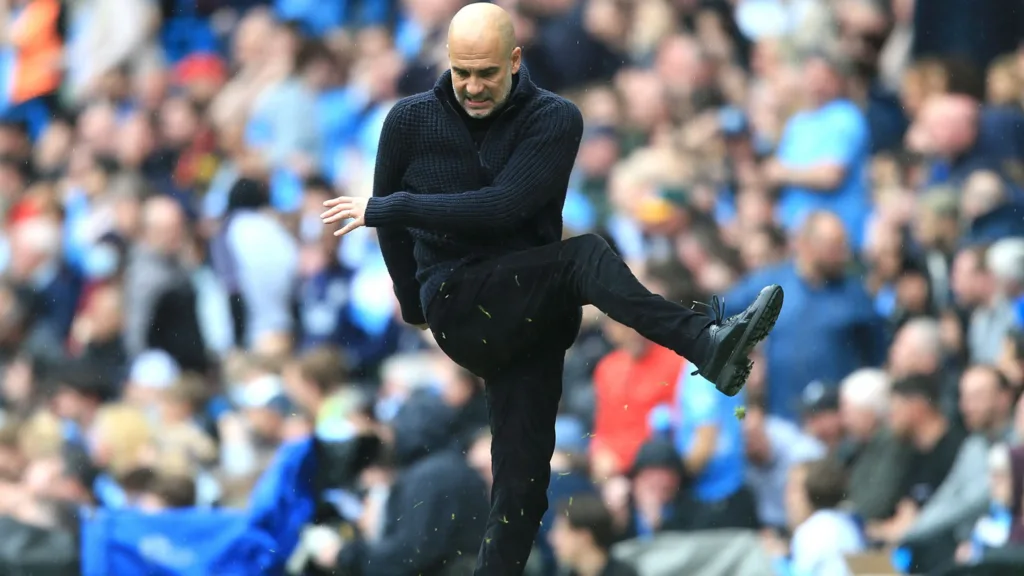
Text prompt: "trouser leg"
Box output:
[[473, 351, 563, 576]]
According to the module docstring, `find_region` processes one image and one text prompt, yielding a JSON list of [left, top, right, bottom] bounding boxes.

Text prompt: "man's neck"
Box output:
[[912, 414, 947, 451], [572, 547, 609, 576]]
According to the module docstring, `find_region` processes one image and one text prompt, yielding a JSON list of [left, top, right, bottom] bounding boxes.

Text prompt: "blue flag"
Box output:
[[81, 438, 319, 576]]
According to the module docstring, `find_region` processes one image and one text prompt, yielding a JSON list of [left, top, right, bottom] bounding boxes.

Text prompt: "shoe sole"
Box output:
[[716, 285, 784, 397]]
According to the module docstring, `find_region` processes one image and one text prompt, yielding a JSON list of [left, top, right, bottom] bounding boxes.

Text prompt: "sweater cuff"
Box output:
[[365, 194, 407, 227]]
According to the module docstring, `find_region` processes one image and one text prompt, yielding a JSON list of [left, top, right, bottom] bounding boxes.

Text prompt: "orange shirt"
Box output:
[[9, 0, 63, 104], [590, 344, 682, 475]]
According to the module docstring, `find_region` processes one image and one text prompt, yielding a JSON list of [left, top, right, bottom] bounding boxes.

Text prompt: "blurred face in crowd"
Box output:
[[797, 214, 849, 283], [141, 196, 186, 256], [447, 4, 522, 118], [909, 95, 978, 159], [632, 466, 681, 508], [951, 249, 991, 308], [549, 515, 595, 567], [959, 366, 1010, 436], [887, 392, 924, 438], [803, 57, 842, 108], [840, 394, 879, 443], [742, 406, 771, 465], [803, 409, 843, 451], [602, 317, 648, 357]]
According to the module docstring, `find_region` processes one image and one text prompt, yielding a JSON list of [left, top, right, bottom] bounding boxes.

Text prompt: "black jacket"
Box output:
[[365, 65, 584, 325]]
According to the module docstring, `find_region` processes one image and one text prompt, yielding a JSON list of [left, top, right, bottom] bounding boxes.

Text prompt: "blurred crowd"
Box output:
[[1, 0, 1024, 574]]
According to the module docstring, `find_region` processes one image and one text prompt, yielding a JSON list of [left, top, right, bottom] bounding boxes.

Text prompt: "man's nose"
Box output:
[[466, 78, 484, 95]]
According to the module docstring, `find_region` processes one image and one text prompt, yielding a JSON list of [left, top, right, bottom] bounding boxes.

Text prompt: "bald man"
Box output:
[[322, 4, 782, 573]]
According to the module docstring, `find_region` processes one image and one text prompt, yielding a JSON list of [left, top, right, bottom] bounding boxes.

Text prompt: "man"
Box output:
[[959, 364, 1014, 443], [895, 366, 1012, 569], [764, 51, 871, 249], [549, 494, 638, 576], [837, 368, 909, 522], [320, 3, 784, 573], [122, 196, 207, 372], [725, 211, 884, 420], [798, 381, 844, 452], [869, 373, 966, 572]]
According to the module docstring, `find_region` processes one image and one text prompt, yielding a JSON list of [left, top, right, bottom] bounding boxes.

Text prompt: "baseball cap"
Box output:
[[799, 380, 840, 415], [129, 350, 181, 390]]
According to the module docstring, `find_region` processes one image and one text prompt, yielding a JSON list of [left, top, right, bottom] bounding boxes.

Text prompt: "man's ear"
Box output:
[[511, 46, 522, 74]]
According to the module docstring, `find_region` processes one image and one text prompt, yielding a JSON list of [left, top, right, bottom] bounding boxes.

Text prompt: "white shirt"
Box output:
[[226, 210, 300, 346], [790, 510, 864, 576]]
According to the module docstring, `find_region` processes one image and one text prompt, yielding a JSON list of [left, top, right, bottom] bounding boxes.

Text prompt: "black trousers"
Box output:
[[425, 234, 713, 576]]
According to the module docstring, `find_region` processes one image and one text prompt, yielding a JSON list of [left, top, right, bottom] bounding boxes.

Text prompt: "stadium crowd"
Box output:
[[0, 0, 1024, 574]]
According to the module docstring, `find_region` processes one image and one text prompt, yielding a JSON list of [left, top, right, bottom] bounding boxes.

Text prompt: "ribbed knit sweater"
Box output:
[[364, 65, 584, 325]]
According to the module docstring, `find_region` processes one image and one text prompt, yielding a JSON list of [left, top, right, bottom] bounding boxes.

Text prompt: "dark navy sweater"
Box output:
[[364, 65, 584, 325]]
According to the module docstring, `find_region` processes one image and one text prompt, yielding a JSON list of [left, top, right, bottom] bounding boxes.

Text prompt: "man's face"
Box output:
[[839, 397, 877, 442], [549, 515, 586, 566], [959, 369, 1004, 434], [951, 250, 986, 307], [449, 39, 521, 118], [804, 410, 843, 448], [887, 393, 917, 437], [801, 219, 849, 281]]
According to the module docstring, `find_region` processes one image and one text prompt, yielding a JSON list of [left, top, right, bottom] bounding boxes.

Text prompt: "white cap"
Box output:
[[129, 349, 181, 389]]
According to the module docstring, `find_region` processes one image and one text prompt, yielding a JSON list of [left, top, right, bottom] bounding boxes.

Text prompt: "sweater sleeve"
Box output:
[[363, 99, 584, 233], [373, 103, 426, 326]]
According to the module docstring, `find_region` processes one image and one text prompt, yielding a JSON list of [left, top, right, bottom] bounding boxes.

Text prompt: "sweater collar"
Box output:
[[433, 62, 536, 107]]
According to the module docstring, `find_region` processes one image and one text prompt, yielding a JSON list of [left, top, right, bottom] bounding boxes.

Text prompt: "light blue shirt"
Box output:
[[775, 99, 871, 249], [672, 371, 746, 502]]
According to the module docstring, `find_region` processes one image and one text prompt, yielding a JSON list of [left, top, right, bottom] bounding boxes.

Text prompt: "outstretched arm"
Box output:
[[364, 99, 584, 233], [373, 104, 426, 326]]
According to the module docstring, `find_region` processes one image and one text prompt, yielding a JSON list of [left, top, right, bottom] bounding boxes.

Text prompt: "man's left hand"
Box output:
[[321, 196, 368, 236]]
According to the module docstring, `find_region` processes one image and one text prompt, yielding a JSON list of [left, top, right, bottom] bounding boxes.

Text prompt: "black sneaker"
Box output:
[[691, 285, 785, 396]]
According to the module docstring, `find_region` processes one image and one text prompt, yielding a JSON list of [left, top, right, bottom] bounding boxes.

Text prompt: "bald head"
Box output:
[[797, 212, 850, 282], [449, 3, 516, 55], [447, 3, 521, 118], [142, 196, 186, 255]]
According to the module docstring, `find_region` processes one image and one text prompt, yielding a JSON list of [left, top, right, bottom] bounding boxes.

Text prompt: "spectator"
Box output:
[[837, 368, 910, 522], [123, 196, 207, 372], [960, 365, 1015, 443], [726, 211, 885, 420], [954, 443, 1016, 566], [798, 381, 844, 452], [282, 345, 365, 441], [659, 367, 757, 530], [590, 315, 681, 478], [211, 177, 299, 348], [744, 399, 826, 530], [776, 458, 865, 576], [314, 388, 488, 574], [766, 51, 871, 249], [549, 493, 639, 576], [870, 373, 966, 571], [605, 438, 689, 540]]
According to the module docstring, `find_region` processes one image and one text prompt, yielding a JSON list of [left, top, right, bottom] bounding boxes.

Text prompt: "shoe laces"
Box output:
[[691, 294, 727, 325]]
